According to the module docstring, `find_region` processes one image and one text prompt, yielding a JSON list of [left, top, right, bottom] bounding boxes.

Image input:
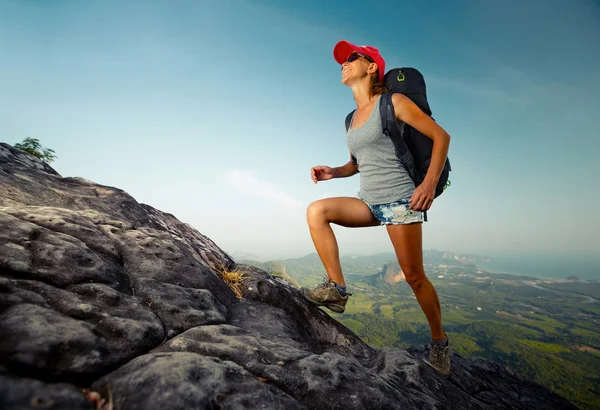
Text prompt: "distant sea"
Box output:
[[476, 253, 599, 282]]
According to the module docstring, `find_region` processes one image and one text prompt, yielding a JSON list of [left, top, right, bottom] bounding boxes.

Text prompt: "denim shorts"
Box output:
[[360, 198, 425, 225]]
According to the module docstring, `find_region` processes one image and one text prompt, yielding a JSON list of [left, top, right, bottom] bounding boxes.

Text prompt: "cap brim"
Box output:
[[333, 40, 359, 65]]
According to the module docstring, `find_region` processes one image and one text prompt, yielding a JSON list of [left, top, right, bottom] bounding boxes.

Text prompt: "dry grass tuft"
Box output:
[[217, 263, 246, 299]]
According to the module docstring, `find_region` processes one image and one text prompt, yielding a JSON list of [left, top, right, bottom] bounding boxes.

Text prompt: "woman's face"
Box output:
[[341, 52, 375, 84]]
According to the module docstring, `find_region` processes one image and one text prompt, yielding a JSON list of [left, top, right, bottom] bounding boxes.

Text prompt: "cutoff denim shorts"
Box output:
[[359, 197, 425, 225]]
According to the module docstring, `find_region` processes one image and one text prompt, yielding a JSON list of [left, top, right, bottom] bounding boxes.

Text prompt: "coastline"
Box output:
[[475, 257, 598, 282]]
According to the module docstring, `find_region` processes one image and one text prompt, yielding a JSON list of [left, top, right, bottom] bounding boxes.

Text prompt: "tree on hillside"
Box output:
[[14, 137, 57, 164]]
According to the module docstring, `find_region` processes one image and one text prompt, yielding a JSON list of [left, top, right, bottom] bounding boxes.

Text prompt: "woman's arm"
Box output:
[[332, 159, 359, 178], [391, 93, 451, 211], [311, 154, 358, 184]]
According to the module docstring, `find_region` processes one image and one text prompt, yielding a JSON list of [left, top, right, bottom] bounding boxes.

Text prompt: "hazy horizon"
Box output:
[[1, 0, 598, 277], [227, 247, 599, 282]]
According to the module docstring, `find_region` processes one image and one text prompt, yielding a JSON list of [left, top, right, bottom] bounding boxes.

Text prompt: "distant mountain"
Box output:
[[229, 250, 265, 262], [237, 259, 300, 288], [241, 250, 491, 286], [275, 252, 399, 278], [423, 249, 491, 266], [364, 250, 492, 288], [366, 261, 406, 288]]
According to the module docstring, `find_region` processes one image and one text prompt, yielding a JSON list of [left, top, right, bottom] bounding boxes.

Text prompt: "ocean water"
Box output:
[[476, 253, 599, 281]]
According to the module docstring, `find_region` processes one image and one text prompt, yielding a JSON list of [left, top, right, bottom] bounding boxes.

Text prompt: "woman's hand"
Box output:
[[310, 165, 335, 184], [409, 178, 436, 211]]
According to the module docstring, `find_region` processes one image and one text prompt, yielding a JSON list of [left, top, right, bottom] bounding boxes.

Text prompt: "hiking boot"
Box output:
[[427, 335, 451, 377], [300, 278, 350, 313]]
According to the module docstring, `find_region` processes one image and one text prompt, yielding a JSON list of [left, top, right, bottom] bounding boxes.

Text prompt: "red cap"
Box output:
[[333, 40, 385, 82]]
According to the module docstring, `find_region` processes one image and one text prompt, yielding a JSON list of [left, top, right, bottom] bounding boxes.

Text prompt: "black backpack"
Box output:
[[345, 67, 451, 198]]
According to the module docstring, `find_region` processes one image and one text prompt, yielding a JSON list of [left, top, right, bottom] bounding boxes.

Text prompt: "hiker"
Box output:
[[300, 40, 452, 376]]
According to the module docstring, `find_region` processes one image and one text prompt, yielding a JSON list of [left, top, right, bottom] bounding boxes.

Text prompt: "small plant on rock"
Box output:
[[14, 137, 58, 163], [217, 264, 246, 299]]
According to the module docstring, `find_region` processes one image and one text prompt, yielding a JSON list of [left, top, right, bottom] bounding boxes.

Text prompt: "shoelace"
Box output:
[[315, 277, 334, 290]]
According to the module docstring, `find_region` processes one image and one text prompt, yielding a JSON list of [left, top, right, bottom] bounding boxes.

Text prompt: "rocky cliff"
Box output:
[[0, 143, 578, 410]]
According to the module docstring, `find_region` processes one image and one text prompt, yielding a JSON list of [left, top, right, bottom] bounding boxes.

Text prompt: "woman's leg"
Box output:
[[306, 197, 379, 285], [386, 222, 445, 341]]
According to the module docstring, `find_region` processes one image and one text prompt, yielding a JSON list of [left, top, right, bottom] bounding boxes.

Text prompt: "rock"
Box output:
[[153, 325, 432, 409], [135, 277, 228, 336], [0, 142, 578, 410], [0, 373, 93, 410], [92, 352, 306, 410], [0, 280, 164, 382], [407, 347, 578, 410]]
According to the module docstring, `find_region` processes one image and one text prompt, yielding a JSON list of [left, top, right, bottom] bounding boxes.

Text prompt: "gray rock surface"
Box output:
[[92, 352, 305, 410], [0, 142, 578, 409], [0, 372, 93, 410]]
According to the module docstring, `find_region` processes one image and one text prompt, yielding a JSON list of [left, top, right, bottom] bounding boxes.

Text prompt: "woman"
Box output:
[[300, 40, 452, 376]]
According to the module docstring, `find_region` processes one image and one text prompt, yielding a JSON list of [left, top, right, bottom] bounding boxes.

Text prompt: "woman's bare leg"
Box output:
[[306, 197, 379, 285], [386, 223, 445, 341]]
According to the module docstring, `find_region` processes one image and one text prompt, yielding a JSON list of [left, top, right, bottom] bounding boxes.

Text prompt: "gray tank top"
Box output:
[[346, 96, 415, 205]]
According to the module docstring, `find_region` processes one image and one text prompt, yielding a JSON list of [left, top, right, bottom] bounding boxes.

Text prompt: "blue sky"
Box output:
[[1, 0, 599, 270]]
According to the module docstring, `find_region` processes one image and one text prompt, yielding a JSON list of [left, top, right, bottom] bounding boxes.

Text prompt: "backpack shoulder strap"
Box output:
[[379, 91, 417, 183], [379, 92, 396, 136], [345, 110, 358, 165], [379, 91, 408, 156], [345, 110, 355, 132]]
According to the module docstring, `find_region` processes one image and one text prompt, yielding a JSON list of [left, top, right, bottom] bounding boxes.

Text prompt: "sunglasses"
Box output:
[[346, 52, 374, 63]]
